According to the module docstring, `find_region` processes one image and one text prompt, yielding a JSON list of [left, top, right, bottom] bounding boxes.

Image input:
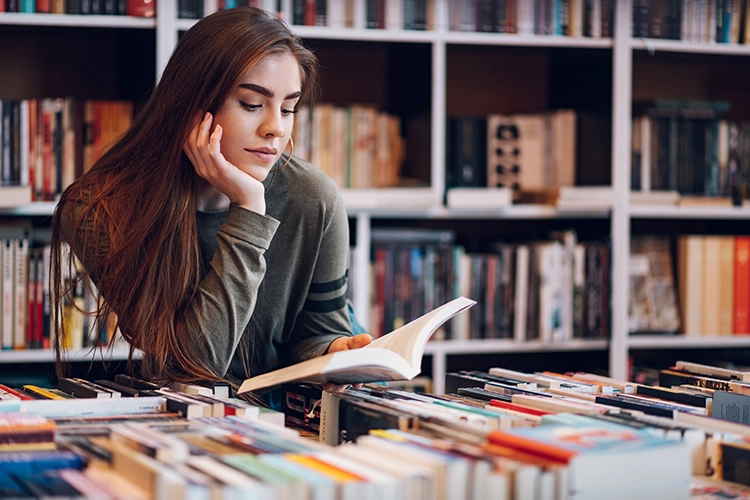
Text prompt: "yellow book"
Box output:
[[22, 385, 66, 400]]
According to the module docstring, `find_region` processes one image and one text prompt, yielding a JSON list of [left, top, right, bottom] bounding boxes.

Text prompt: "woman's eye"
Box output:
[[282, 109, 298, 116], [239, 101, 260, 111]]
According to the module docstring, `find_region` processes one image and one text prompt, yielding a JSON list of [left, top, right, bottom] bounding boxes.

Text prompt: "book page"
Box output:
[[238, 348, 414, 393], [365, 296, 476, 370]]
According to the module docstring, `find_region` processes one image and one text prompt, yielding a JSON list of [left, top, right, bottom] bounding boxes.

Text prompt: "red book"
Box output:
[[488, 399, 553, 417], [35, 0, 51, 12], [487, 430, 577, 463], [34, 249, 44, 349], [127, 0, 155, 17], [734, 236, 750, 334], [0, 383, 34, 401]]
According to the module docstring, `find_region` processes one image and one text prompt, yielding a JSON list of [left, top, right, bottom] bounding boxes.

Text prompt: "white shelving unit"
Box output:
[[2, 0, 749, 384]]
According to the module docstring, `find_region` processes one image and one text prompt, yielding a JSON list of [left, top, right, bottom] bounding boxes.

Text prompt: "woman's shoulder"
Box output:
[[275, 155, 343, 203]]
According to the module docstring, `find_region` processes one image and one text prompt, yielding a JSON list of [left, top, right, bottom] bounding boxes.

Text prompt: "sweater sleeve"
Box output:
[[184, 204, 279, 376], [59, 200, 279, 378], [286, 188, 354, 363]]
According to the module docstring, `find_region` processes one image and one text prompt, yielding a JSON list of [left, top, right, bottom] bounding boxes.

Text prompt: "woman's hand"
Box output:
[[183, 112, 266, 213], [324, 333, 373, 393]]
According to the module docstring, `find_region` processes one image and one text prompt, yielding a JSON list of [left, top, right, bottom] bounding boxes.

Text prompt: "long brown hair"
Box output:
[[50, 7, 319, 383]]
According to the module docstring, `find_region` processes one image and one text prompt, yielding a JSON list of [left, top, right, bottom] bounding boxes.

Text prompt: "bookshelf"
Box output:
[[1, 0, 749, 385]]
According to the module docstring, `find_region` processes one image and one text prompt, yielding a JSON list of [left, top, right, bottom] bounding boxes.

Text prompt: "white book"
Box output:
[[513, 245, 529, 342], [385, 0, 404, 29], [11, 395, 166, 417], [238, 297, 475, 393], [203, 0, 219, 15], [327, 0, 347, 28], [0, 184, 31, 208], [341, 187, 437, 209], [13, 238, 28, 350], [446, 188, 513, 210], [1, 239, 13, 350], [640, 115, 651, 191], [453, 248, 471, 341], [516, 0, 535, 34], [19, 100, 29, 187]]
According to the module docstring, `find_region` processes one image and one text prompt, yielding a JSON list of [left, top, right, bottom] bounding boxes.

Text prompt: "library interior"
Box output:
[[0, 0, 750, 498]]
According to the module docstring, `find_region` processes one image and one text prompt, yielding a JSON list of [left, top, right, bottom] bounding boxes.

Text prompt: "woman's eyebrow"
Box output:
[[238, 83, 301, 100]]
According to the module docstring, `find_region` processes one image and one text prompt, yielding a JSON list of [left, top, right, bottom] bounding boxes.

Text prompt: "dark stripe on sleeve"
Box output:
[[303, 295, 347, 313], [308, 272, 347, 294]]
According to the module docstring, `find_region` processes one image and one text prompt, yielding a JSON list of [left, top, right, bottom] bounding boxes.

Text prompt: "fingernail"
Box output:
[[204, 112, 210, 120]]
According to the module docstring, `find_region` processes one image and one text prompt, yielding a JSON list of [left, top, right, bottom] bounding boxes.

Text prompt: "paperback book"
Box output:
[[238, 297, 476, 393]]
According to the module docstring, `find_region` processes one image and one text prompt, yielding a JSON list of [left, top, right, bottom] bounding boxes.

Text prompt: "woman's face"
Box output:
[[213, 52, 301, 181]]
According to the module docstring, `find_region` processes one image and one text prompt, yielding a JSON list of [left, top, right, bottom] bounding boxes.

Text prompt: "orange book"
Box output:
[[486, 430, 578, 463], [734, 236, 750, 334], [284, 454, 366, 483]]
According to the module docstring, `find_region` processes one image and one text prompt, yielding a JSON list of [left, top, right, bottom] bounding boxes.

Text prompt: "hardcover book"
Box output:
[[238, 297, 475, 393]]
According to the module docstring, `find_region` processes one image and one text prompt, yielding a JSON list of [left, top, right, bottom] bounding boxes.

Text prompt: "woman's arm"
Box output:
[[285, 189, 357, 363], [183, 205, 279, 376]]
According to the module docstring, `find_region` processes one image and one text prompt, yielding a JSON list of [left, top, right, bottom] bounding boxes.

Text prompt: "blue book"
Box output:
[[0, 451, 83, 475], [0, 472, 30, 498]]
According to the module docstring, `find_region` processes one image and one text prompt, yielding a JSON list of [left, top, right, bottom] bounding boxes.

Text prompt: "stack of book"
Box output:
[[3, 359, 750, 497], [316, 360, 750, 498]]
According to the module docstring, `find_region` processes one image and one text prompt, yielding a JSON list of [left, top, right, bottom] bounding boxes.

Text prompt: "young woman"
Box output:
[[51, 7, 370, 392]]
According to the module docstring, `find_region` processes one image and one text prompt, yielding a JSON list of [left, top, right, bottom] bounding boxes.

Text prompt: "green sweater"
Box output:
[[193, 155, 353, 382], [62, 154, 353, 383]]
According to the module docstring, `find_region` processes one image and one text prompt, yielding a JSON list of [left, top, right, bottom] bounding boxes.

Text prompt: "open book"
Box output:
[[237, 296, 476, 394]]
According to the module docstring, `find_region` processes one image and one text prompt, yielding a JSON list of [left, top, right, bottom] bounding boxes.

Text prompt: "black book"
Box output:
[[94, 379, 139, 397], [446, 116, 487, 190], [594, 394, 677, 418], [635, 384, 712, 408], [456, 386, 512, 403], [337, 394, 413, 444], [57, 378, 111, 399], [720, 442, 750, 487], [445, 372, 492, 395], [114, 374, 162, 392], [281, 382, 322, 433]]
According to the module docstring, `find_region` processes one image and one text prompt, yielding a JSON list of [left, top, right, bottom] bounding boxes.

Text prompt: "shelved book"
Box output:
[[238, 296, 476, 393], [676, 234, 750, 336], [370, 226, 610, 341]]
